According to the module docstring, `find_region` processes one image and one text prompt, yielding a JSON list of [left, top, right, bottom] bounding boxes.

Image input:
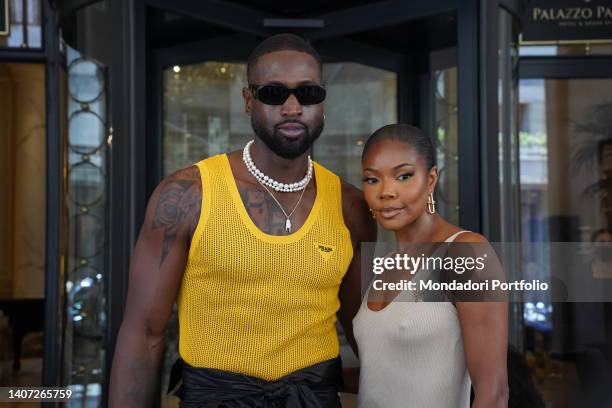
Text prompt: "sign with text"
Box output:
[[0, 0, 8, 36], [522, 0, 612, 43]]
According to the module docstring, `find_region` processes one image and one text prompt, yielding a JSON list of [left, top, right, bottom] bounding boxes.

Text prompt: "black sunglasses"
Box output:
[[248, 84, 326, 106]]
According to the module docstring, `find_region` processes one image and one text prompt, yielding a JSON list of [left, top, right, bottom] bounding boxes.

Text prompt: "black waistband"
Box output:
[[168, 357, 342, 408]]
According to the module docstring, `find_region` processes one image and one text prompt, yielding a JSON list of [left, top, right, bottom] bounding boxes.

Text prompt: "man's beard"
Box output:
[[251, 115, 324, 159]]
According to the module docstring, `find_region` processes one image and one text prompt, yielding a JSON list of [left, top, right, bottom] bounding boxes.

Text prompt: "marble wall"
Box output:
[[0, 63, 46, 299]]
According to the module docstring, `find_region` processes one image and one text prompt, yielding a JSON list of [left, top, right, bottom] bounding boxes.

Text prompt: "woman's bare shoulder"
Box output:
[[454, 230, 489, 244]]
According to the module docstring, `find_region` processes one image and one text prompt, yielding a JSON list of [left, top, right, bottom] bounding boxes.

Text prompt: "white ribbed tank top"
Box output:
[[353, 231, 472, 408]]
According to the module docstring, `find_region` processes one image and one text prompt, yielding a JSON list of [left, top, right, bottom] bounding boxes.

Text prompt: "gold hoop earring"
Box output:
[[427, 193, 436, 214]]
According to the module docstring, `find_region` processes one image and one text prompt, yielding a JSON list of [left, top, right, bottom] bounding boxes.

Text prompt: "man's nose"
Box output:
[[280, 94, 303, 116]]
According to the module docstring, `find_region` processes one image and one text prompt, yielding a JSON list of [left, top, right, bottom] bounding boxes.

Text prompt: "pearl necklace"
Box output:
[[242, 140, 313, 192]]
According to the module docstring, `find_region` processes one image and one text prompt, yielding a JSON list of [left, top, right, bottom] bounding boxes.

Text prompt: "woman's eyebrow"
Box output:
[[363, 163, 415, 172], [392, 163, 415, 170]]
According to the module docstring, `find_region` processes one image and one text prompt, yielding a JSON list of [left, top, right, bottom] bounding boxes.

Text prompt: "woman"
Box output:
[[353, 124, 508, 408]]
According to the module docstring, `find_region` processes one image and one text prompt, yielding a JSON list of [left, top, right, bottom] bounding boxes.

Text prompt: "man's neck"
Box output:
[[249, 139, 310, 184]]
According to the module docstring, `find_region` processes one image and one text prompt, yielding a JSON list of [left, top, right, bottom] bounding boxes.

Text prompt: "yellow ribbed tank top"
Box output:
[[177, 154, 353, 381]]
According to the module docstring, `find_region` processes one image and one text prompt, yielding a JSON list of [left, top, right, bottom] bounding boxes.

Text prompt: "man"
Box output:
[[109, 33, 375, 407]]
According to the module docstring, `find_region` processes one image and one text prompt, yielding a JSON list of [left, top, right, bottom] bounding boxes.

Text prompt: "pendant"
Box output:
[[285, 218, 292, 232]]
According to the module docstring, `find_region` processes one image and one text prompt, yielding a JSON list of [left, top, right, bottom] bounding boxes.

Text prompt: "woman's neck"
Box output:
[[395, 213, 441, 245]]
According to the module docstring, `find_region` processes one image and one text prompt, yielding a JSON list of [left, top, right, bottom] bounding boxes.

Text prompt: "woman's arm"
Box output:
[[457, 301, 508, 407], [455, 232, 509, 408]]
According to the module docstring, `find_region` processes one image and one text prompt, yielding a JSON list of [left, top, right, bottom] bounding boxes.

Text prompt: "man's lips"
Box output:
[[277, 123, 306, 138], [378, 207, 405, 219]]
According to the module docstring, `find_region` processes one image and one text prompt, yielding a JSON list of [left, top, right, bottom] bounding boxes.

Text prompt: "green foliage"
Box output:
[[519, 131, 547, 148]]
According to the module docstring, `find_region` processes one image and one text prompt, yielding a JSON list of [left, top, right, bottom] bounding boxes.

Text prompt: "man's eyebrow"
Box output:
[[262, 80, 319, 86]]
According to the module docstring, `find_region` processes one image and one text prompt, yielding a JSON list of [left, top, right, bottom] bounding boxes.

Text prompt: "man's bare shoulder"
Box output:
[[151, 166, 201, 215], [340, 180, 363, 204], [153, 165, 202, 201], [163, 165, 200, 184], [148, 165, 202, 259], [340, 180, 376, 242]]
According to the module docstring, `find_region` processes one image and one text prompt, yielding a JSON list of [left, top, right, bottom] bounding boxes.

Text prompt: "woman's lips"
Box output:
[[379, 207, 405, 219]]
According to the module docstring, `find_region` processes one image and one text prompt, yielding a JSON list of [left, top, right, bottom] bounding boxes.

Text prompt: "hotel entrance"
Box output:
[[2, 0, 523, 406], [7, 0, 612, 406]]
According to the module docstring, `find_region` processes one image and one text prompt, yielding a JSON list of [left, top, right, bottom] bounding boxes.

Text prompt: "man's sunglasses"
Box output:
[[248, 84, 326, 106]]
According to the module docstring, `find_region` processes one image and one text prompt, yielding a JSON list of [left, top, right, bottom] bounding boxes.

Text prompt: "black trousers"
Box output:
[[168, 357, 343, 408]]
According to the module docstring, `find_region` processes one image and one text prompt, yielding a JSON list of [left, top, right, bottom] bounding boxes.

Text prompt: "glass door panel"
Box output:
[[520, 78, 612, 243], [314, 63, 397, 187], [433, 65, 459, 225], [519, 77, 612, 406], [163, 61, 398, 183], [163, 62, 249, 176]]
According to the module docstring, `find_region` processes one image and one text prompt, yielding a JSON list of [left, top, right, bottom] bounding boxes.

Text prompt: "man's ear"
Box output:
[[242, 87, 253, 115]]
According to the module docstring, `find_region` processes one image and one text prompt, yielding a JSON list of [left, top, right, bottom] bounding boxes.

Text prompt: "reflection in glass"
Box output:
[[67, 161, 105, 205], [519, 79, 612, 242], [70, 214, 105, 258], [314, 63, 397, 187], [519, 78, 612, 405], [519, 43, 612, 57], [62, 43, 109, 406], [68, 59, 105, 103], [0, 0, 42, 49], [163, 61, 398, 185], [68, 111, 106, 154], [498, 8, 523, 352], [68, 267, 104, 338], [498, 9, 520, 243], [433, 66, 459, 225], [163, 62, 250, 175]]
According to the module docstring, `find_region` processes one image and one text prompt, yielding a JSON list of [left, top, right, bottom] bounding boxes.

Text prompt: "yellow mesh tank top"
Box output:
[[177, 154, 353, 381]]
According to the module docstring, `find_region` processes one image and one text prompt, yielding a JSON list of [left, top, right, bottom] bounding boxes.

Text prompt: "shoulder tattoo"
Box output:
[[151, 167, 201, 267]]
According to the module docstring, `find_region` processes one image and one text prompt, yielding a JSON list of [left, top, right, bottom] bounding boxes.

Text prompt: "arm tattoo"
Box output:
[[152, 168, 201, 267]]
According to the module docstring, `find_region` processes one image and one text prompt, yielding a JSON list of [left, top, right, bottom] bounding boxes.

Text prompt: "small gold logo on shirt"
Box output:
[[315, 243, 335, 261]]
